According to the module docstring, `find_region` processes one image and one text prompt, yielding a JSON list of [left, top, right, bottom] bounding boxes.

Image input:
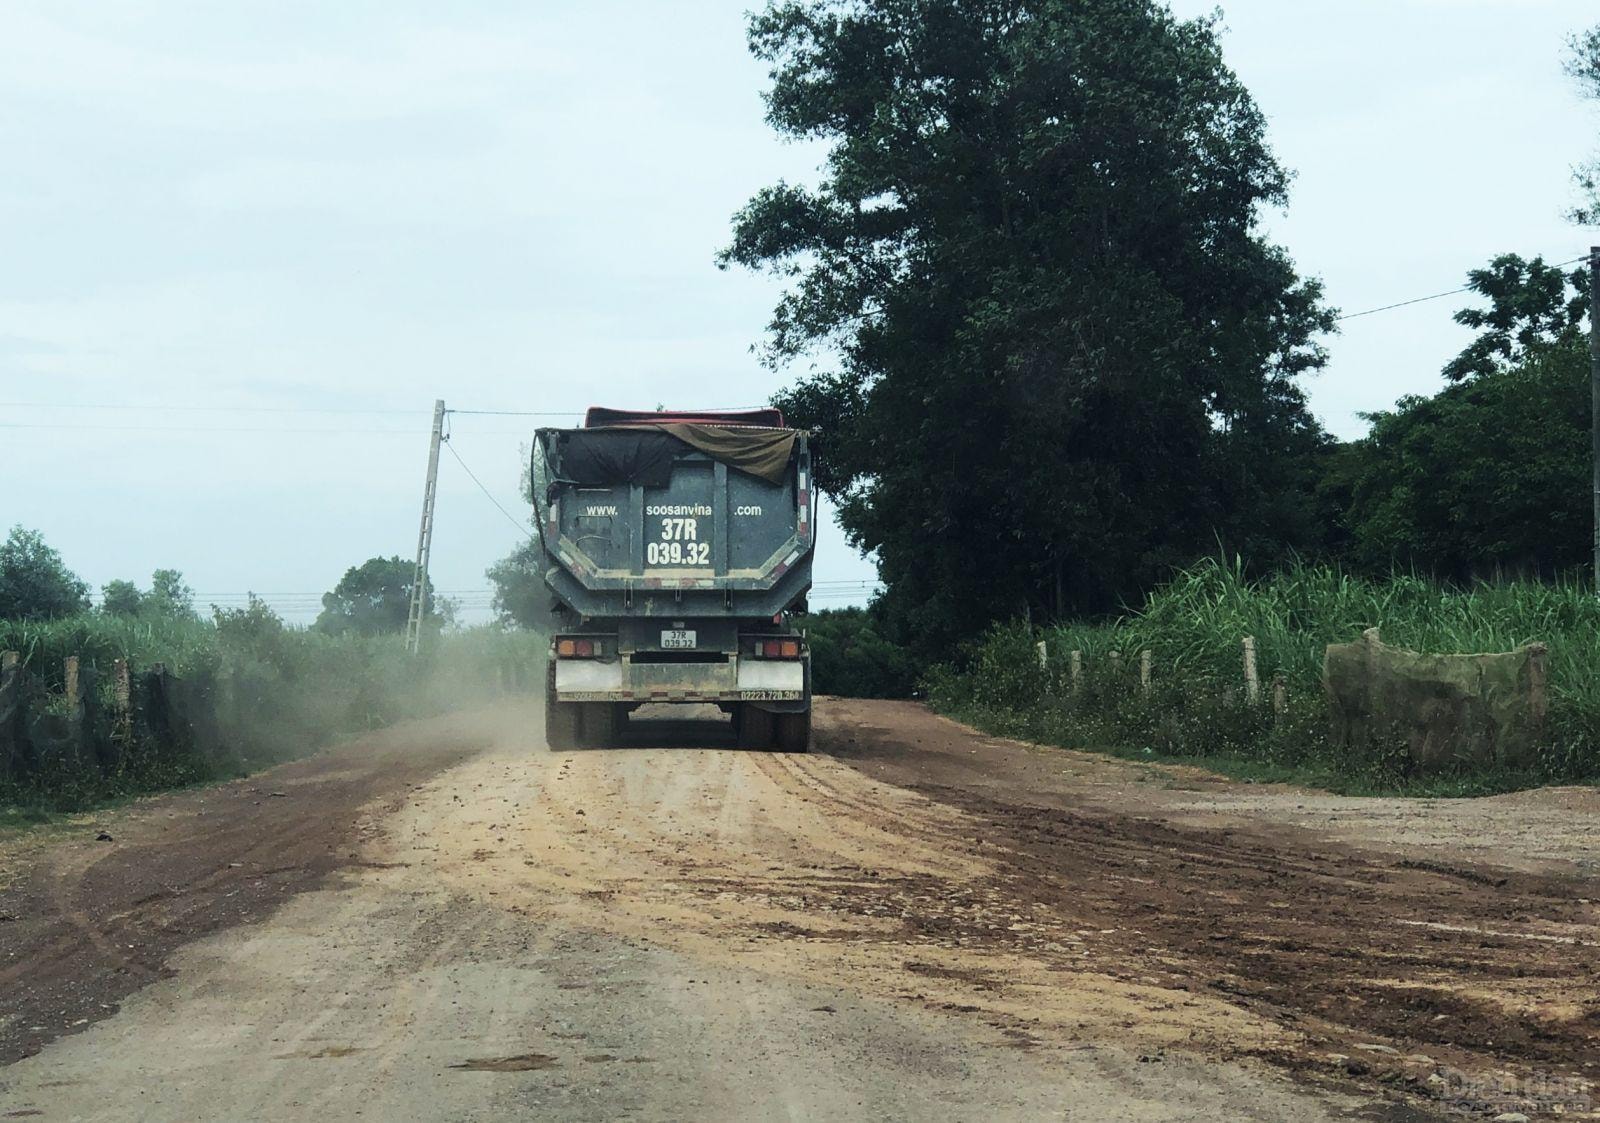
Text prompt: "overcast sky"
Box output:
[[1, 1, 1596, 622]]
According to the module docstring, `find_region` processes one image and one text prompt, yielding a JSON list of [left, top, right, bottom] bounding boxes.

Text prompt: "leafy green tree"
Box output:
[[1566, 24, 1600, 223], [802, 606, 919, 697], [0, 526, 89, 620], [722, 0, 1333, 648], [315, 556, 439, 637], [147, 569, 197, 618], [1343, 338, 1589, 580], [98, 569, 199, 619], [487, 540, 557, 631], [1442, 254, 1589, 382], [100, 579, 144, 617], [213, 593, 292, 670]]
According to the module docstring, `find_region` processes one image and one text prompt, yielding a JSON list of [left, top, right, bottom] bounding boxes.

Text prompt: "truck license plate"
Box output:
[[660, 629, 696, 649]]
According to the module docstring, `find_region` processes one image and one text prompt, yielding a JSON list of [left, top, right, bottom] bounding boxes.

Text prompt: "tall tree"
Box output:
[[98, 569, 200, 619], [147, 569, 197, 618], [100, 579, 144, 617], [722, 0, 1333, 644], [0, 526, 89, 620], [487, 539, 556, 631], [1566, 24, 1600, 224], [1442, 254, 1589, 382], [1343, 339, 1589, 580], [1336, 253, 1594, 579], [315, 556, 440, 637]]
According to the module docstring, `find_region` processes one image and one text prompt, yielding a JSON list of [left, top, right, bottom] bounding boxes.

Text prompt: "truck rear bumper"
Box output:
[[553, 656, 805, 704]]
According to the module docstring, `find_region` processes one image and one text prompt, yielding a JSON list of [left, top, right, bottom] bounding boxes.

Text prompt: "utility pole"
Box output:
[[1592, 249, 1600, 593], [405, 399, 446, 654]]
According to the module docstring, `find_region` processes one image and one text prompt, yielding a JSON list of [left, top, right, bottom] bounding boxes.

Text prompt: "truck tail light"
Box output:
[[754, 639, 801, 659], [556, 638, 601, 658]]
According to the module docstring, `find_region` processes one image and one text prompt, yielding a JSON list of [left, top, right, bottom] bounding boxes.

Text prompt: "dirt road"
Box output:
[[1, 700, 1595, 1120]]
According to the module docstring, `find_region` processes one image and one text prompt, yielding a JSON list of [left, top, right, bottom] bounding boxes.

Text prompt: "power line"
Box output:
[[448, 408, 584, 417], [442, 438, 536, 541], [1336, 253, 1590, 322], [0, 401, 427, 415], [1, 401, 769, 418], [0, 421, 537, 436], [1335, 287, 1477, 322], [447, 405, 771, 419], [0, 422, 431, 435]]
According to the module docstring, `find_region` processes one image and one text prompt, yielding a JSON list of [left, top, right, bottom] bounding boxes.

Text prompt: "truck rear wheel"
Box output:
[[736, 704, 775, 750], [776, 710, 811, 753]]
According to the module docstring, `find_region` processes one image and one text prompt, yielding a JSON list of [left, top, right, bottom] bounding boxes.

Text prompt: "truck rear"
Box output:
[[534, 407, 814, 751]]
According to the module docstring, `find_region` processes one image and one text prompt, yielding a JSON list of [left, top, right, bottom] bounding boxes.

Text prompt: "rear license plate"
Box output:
[[660, 629, 696, 649]]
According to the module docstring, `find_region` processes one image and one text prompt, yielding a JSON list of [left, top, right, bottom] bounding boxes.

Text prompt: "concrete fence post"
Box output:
[[1, 651, 18, 674], [1271, 673, 1288, 721], [1139, 650, 1152, 696], [114, 658, 132, 738], [1241, 637, 1260, 706], [1035, 640, 1048, 671], [1109, 650, 1122, 679], [1069, 650, 1082, 694], [64, 655, 80, 715]]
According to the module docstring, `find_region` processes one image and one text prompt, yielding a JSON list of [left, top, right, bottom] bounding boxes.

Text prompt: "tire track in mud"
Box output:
[[808, 708, 1600, 1106], [984, 792, 1597, 1076]]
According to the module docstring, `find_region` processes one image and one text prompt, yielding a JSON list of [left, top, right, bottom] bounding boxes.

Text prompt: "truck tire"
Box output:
[[545, 699, 581, 751], [736, 704, 775, 750], [776, 709, 811, 753]]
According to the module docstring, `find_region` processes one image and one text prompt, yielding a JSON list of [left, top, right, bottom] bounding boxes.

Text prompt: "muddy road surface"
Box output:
[[1, 700, 1596, 1121]]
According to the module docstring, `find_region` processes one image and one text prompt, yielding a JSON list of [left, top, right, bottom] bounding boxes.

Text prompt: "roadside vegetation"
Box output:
[[1, 607, 541, 816], [800, 607, 918, 699], [928, 560, 1600, 796], [0, 538, 541, 817]]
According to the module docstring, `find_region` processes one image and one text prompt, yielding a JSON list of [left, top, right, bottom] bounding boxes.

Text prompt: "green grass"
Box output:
[[929, 560, 1600, 797], [0, 805, 54, 831]]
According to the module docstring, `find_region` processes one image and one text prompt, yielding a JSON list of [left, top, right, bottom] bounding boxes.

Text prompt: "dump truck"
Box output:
[[533, 407, 815, 751]]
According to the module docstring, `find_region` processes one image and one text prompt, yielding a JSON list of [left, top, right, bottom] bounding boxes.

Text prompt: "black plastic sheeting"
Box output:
[[548, 428, 681, 490]]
